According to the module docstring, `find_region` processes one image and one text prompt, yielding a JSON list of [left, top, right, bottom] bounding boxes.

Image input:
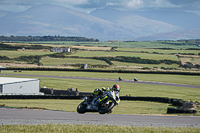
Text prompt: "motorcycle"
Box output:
[[77, 90, 119, 114]]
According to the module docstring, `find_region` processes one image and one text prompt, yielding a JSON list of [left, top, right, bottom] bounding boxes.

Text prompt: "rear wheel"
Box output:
[[77, 101, 87, 114]]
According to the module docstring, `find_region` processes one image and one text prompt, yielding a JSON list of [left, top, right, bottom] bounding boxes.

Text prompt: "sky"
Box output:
[[0, 0, 200, 14]]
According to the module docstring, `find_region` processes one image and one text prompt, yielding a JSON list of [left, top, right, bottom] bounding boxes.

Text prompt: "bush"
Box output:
[[93, 57, 113, 65], [110, 47, 118, 51], [114, 56, 160, 64], [0, 56, 10, 60], [15, 55, 42, 64], [0, 43, 51, 50]]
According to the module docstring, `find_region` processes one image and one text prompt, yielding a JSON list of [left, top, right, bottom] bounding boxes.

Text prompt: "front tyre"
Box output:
[[98, 99, 115, 114], [77, 101, 87, 114]]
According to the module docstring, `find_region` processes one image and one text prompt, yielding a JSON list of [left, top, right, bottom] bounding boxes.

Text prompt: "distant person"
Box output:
[[134, 77, 137, 81]]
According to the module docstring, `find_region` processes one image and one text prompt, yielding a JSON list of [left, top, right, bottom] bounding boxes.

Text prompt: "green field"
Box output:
[[112, 61, 179, 68], [1, 124, 199, 133], [41, 57, 108, 66], [67, 51, 179, 61], [4, 70, 200, 85], [117, 48, 200, 55], [18, 40, 200, 49], [0, 50, 53, 58]]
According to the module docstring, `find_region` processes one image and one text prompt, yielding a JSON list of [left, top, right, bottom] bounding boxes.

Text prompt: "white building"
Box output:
[[0, 66, 6, 69], [0, 77, 42, 95], [50, 47, 70, 52], [0, 66, 6, 72]]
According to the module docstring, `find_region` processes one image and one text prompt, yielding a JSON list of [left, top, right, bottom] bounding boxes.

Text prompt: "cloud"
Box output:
[[0, 0, 87, 5], [168, 0, 199, 5], [126, 0, 144, 9], [168, 0, 200, 10], [79, 0, 181, 10], [0, 0, 88, 12], [0, 0, 199, 13], [120, 0, 180, 10], [78, 0, 108, 8]]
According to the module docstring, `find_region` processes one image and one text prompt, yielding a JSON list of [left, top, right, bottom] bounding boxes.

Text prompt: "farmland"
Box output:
[[0, 50, 53, 57], [67, 51, 178, 60], [0, 40, 199, 71], [40, 57, 108, 66]]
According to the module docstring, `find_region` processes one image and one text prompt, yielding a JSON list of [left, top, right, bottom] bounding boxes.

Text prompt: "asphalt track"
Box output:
[[1, 73, 200, 89], [0, 108, 200, 128]]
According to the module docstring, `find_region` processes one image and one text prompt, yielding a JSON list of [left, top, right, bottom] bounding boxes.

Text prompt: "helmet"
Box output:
[[102, 87, 107, 91], [112, 84, 120, 92], [93, 88, 102, 95]]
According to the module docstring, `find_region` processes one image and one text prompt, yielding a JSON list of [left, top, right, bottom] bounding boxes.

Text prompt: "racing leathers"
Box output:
[[90, 87, 120, 110]]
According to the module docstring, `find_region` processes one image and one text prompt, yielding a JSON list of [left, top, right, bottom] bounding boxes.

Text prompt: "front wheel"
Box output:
[[77, 101, 87, 114], [98, 99, 115, 114]]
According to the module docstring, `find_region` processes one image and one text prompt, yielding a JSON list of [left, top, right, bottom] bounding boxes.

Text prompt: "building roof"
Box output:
[[51, 47, 70, 50], [0, 66, 6, 69], [0, 77, 39, 85]]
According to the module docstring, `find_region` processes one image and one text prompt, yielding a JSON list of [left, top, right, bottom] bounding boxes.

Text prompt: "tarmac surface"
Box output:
[[1, 73, 200, 89], [0, 108, 200, 128]]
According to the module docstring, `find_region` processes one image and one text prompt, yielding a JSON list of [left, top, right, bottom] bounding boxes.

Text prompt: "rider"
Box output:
[[93, 88, 103, 97], [90, 84, 120, 110], [90, 88, 103, 110], [91, 87, 109, 99], [110, 84, 120, 104]]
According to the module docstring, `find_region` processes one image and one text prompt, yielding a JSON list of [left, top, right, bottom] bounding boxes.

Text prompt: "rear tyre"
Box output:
[[77, 102, 87, 114]]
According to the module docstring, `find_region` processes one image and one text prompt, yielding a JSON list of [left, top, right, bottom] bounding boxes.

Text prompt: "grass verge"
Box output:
[[0, 124, 199, 133], [0, 100, 171, 115]]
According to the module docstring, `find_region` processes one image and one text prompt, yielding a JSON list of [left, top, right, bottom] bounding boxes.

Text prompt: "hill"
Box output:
[[0, 4, 136, 41], [90, 8, 182, 37], [135, 28, 200, 41], [131, 9, 200, 30], [1, 5, 200, 41]]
